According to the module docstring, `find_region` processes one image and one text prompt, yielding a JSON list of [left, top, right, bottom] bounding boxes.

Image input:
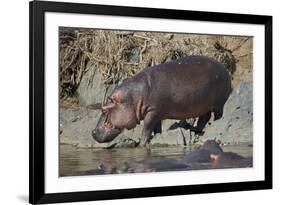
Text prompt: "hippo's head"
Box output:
[[92, 88, 139, 143], [201, 140, 223, 154]]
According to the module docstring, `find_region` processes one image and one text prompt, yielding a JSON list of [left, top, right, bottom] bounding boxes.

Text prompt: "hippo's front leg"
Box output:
[[140, 128, 153, 147], [140, 111, 159, 147]]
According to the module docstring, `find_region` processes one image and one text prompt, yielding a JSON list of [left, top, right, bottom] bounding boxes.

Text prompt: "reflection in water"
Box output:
[[59, 144, 252, 176]]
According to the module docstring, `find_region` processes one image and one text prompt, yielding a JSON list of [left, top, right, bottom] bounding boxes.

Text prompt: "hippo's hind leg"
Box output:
[[192, 111, 212, 133], [214, 106, 224, 120], [153, 121, 162, 135], [192, 106, 224, 133]]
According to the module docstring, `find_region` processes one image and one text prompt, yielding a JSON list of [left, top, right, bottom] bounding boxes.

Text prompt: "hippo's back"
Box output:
[[144, 56, 230, 84], [137, 56, 232, 119]]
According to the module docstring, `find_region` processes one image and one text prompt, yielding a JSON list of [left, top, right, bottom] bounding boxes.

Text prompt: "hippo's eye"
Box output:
[[101, 108, 107, 114], [107, 97, 113, 103]]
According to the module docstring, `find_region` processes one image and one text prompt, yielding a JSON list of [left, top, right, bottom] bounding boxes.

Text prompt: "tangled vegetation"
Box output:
[[59, 27, 250, 104]]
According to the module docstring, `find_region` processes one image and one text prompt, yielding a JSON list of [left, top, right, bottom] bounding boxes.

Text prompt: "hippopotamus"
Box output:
[[181, 139, 223, 163], [96, 140, 225, 174], [92, 56, 232, 146], [210, 152, 253, 168], [79, 140, 251, 175]]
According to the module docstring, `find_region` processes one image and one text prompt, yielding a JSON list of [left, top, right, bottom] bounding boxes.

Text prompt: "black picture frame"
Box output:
[[29, 0, 272, 204]]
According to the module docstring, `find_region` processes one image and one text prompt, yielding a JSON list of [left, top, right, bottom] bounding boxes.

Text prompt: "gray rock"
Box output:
[[60, 107, 89, 127], [60, 107, 105, 147], [150, 128, 187, 146], [107, 135, 139, 148], [117, 119, 191, 147], [60, 80, 253, 148], [77, 62, 114, 108], [162, 119, 178, 131], [123, 124, 143, 142]]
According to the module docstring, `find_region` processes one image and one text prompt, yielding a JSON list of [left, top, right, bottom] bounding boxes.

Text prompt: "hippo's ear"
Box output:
[[101, 103, 115, 113], [110, 91, 124, 104], [210, 154, 219, 161], [197, 139, 205, 146]]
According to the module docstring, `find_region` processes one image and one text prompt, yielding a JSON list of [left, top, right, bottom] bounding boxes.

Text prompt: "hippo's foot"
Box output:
[[190, 128, 205, 135], [139, 134, 154, 148], [139, 139, 151, 148]]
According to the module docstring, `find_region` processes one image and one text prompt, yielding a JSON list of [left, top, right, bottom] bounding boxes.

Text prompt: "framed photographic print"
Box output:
[[29, 0, 272, 204]]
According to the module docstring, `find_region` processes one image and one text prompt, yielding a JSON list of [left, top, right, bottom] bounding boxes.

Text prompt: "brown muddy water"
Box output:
[[60, 144, 253, 177]]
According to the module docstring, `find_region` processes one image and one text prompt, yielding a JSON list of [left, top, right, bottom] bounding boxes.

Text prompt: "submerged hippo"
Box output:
[[97, 140, 226, 174], [210, 152, 253, 168], [181, 139, 223, 163], [92, 56, 232, 146], [77, 140, 252, 175]]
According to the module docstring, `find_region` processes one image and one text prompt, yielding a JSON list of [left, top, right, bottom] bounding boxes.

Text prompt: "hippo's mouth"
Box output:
[[92, 122, 123, 143], [103, 121, 118, 130], [103, 122, 123, 133]]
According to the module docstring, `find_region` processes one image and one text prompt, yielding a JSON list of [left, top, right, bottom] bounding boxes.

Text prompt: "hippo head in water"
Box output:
[[92, 86, 139, 143], [199, 139, 223, 154]]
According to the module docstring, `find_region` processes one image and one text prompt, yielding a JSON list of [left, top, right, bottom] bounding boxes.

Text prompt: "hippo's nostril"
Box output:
[[92, 129, 96, 138]]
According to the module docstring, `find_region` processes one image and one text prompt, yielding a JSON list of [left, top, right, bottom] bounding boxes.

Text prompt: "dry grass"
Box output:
[[59, 27, 251, 103]]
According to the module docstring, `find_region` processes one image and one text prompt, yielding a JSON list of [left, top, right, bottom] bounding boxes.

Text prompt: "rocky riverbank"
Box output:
[[59, 79, 252, 148], [59, 29, 253, 148]]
